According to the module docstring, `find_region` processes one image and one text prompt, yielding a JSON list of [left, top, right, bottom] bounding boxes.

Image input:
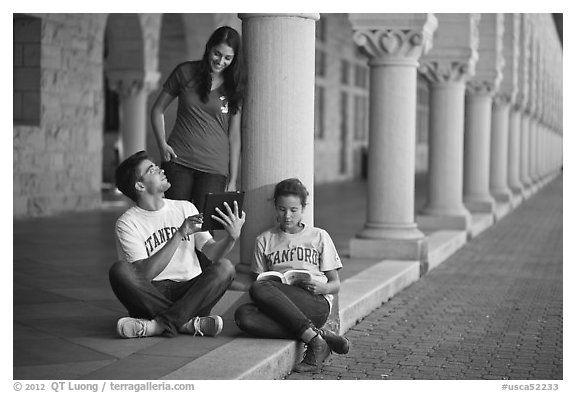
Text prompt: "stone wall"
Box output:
[[13, 14, 107, 217]]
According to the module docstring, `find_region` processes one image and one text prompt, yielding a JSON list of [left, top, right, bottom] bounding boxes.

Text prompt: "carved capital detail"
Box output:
[[418, 60, 473, 84], [353, 28, 432, 62], [466, 80, 499, 96], [493, 92, 513, 107], [108, 78, 146, 97], [107, 70, 161, 97]]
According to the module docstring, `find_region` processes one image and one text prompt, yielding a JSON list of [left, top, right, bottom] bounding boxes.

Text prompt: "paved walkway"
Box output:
[[12, 173, 563, 380], [287, 176, 563, 380]]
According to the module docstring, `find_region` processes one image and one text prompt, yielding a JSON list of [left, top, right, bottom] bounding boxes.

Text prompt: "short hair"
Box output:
[[115, 150, 149, 202], [273, 178, 309, 207]]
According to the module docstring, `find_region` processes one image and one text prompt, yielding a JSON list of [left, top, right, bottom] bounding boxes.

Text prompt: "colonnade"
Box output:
[[104, 13, 563, 282], [235, 13, 562, 277]]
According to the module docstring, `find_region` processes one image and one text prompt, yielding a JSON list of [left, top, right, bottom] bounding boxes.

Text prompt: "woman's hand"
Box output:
[[226, 179, 237, 192], [212, 201, 245, 240], [160, 143, 177, 162], [301, 280, 328, 295]]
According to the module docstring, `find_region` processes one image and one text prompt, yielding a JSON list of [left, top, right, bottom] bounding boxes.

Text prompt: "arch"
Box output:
[[104, 13, 145, 72], [102, 13, 145, 187], [144, 13, 187, 163]]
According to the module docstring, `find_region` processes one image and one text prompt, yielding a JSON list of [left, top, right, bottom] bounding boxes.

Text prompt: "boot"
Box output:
[[293, 333, 331, 373], [319, 328, 350, 354]]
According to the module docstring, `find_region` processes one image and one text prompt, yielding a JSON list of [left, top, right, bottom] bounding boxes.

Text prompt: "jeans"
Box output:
[[109, 258, 235, 337], [161, 160, 227, 211], [234, 280, 330, 340]]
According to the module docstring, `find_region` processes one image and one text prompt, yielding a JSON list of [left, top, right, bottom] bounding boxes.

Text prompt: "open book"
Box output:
[[256, 269, 312, 285]]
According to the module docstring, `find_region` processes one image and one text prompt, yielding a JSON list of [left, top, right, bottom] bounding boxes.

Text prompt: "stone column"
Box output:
[[528, 34, 541, 188], [507, 14, 526, 198], [463, 14, 503, 214], [490, 96, 513, 203], [519, 113, 532, 193], [347, 14, 437, 260], [534, 30, 545, 185], [417, 14, 479, 231], [463, 91, 495, 213], [236, 14, 318, 283], [490, 13, 518, 204], [507, 107, 524, 196], [518, 14, 533, 195], [108, 70, 160, 160]]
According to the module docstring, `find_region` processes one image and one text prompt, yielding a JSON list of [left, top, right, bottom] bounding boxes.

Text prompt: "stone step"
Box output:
[[162, 259, 420, 379]]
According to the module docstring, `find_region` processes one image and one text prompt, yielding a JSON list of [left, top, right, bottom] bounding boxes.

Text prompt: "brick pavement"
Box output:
[[286, 177, 563, 380]]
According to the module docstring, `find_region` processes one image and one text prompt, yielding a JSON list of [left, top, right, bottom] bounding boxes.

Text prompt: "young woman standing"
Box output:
[[151, 26, 245, 211]]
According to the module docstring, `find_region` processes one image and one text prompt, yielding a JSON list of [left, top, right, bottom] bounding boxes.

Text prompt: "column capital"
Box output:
[[466, 79, 500, 96], [418, 59, 475, 84], [419, 13, 480, 84], [467, 13, 504, 97], [352, 28, 434, 65], [501, 13, 520, 105], [348, 13, 437, 64], [107, 70, 161, 97], [493, 91, 514, 107]]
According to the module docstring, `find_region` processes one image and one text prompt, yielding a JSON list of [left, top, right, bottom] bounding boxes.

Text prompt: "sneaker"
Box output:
[[116, 317, 151, 338], [293, 333, 331, 373], [319, 328, 350, 354], [180, 315, 223, 337]]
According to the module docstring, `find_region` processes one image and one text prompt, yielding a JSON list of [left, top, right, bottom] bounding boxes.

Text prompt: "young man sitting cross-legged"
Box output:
[[109, 150, 245, 338]]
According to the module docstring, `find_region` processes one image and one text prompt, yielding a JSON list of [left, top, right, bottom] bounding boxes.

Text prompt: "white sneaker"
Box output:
[[116, 317, 151, 338]]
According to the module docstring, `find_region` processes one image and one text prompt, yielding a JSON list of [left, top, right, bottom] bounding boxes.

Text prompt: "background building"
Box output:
[[13, 13, 562, 221]]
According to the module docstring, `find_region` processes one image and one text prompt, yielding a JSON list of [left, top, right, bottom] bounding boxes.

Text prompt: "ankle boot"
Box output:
[[293, 333, 331, 373]]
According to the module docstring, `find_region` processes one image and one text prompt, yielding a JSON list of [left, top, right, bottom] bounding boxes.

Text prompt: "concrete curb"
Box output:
[[161, 260, 419, 379]]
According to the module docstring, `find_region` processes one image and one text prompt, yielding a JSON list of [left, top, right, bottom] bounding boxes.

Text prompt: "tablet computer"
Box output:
[[201, 191, 245, 231]]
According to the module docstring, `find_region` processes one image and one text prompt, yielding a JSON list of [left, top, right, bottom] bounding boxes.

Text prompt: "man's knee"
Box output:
[[109, 261, 133, 284], [212, 258, 236, 281]]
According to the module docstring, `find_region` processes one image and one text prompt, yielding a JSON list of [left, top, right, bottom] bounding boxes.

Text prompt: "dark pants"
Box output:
[[161, 160, 227, 210], [234, 280, 330, 340], [109, 259, 235, 337]]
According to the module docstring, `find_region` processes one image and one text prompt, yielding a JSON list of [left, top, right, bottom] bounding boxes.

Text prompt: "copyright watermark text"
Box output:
[[13, 382, 195, 393]]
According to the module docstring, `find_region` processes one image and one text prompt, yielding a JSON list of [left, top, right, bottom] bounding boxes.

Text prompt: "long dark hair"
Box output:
[[195, 26, 245, 115]]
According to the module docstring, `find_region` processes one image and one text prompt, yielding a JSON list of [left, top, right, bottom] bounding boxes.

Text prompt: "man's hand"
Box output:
[[211, 201, 245, 240], [178, 214, 204, 238]]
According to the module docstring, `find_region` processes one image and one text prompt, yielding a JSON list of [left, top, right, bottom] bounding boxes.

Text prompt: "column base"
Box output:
[[468, 213, 494, 238], [493, 201, 512, 221], [350, 236, 428, 261], [509, 184, 524, 196], [464, 197, 495, 214], [510, 193, 523, 209], [521, 185, 534, 199], [416, 213, 471, 231], [355, 223, 425, 241], [491, 190, 513, 204]]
